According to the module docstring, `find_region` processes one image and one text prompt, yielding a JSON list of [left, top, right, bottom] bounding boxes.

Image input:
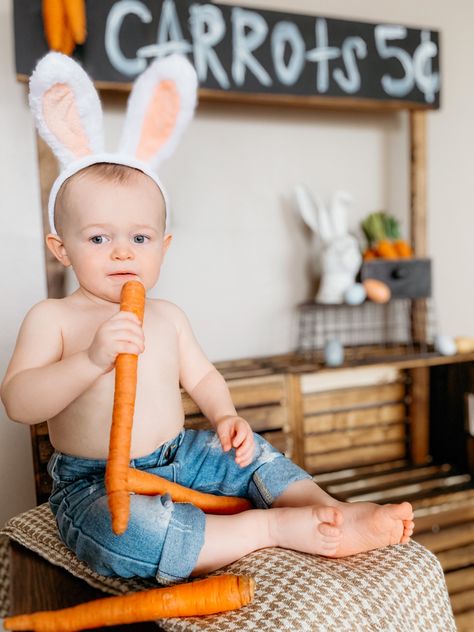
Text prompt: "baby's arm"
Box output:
[[1, 301, 143, 424], [174, 305, 255, 466]]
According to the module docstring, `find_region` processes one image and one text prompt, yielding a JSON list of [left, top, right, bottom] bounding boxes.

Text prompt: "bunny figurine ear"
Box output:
[[330, 191, 352, 238], [118, 54, 198, 171], [28, 52, 104, 169]]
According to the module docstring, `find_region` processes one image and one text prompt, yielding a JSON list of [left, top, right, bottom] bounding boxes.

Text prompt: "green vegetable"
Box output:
[[361, 211, 401, 246]]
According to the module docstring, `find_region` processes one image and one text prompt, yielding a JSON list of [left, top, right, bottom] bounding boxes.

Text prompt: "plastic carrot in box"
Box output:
[[105, 280, 146, 535], [4, 575, 255, 632]]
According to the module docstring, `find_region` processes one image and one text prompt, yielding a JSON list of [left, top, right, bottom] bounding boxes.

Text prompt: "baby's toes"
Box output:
[[319, 522, 341, 539], [315, 506, 343, 527]]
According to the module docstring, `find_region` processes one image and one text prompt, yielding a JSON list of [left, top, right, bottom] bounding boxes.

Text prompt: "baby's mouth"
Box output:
[[108, 272, 138, 278]]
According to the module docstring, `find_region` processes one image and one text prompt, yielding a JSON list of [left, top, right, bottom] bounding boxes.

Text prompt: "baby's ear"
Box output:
[[45, 234, 71, 267], [118, 55, 198, 170], [29, 52, 104, 168]]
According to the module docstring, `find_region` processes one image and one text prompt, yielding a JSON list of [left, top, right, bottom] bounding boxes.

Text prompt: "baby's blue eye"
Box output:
[[90, 235, 106, 244], [133, 235, 149, 244]]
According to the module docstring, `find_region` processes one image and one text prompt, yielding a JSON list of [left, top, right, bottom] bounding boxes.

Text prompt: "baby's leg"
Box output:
[[272, 478, 415, 557], [191, 504, 342, 576]]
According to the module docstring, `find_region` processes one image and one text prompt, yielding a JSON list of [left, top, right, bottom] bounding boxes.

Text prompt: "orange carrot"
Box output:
[[105, 281, 146, 535], [59, 20, 75, 55], [63, 0, 87, 44], [127, 468, 253, 514], [393, 239, 413, 258], [4, 575, 255, 631], [375, 239, 398, 259], [362, 248, 377, 261], [42, 0, 65, 51]]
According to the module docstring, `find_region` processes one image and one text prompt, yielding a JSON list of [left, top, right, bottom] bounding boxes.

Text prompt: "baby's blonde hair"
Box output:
[[54, 163, 166, 235]]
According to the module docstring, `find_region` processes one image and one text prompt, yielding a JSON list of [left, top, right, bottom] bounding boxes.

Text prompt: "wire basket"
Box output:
[[296, 298, 437, 366]]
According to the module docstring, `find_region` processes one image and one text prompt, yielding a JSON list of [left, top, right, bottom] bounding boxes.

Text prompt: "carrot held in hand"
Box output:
[[4, 574, 255, 632], [105, 281, 146, 535], [127, 468, 253, 514]]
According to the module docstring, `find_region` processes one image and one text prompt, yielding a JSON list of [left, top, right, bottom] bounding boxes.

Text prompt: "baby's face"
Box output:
[[59, 172, 170, 303]]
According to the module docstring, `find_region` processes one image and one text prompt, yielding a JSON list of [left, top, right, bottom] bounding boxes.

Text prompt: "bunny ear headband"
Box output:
[[28, 52, 198, 234]]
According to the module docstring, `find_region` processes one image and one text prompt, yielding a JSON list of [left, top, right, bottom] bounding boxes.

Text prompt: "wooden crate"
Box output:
[[299, 366, 409, 474]]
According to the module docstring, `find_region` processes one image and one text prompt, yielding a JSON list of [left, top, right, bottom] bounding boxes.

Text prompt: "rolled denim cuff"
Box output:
[[156, 500, 206, 584], [249, 455, 312, 509]]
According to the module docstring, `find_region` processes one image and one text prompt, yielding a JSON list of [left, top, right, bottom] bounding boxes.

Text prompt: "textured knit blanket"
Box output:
[[0, 503, 455, 631]]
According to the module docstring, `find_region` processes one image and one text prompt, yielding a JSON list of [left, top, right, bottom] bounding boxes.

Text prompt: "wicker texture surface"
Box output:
[[0, 503, 456, 631]]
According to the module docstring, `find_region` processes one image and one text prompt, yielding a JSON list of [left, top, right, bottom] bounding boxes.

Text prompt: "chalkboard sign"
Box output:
[[14, 0, 441, 109]]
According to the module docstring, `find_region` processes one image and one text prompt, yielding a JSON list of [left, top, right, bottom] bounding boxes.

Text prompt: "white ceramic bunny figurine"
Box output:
[[294, 184, 362, 304]]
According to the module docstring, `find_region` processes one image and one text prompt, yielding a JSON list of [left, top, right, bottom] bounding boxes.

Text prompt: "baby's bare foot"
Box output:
[[334, 501, 414, 557], [269, 505, 343, 557]]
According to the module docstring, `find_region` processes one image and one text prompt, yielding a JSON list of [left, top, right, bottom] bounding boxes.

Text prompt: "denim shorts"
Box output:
[[47, 428, 311, 584]]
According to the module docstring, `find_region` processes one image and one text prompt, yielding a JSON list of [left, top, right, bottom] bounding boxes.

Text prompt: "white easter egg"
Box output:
[[434, 334, 457, 356], [324, 338, 344, 367], [344, 283, 367, 306]]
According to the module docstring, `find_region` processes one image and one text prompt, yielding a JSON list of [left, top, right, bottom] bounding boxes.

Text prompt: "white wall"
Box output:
[[1, 0, 474, 526]]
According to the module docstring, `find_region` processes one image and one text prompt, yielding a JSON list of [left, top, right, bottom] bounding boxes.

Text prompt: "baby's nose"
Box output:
[[111, 244, 134, 259]]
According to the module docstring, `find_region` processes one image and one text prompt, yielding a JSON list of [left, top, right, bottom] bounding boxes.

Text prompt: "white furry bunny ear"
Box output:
[[118, 54, 198, 170], [29, 52, 104, 168]]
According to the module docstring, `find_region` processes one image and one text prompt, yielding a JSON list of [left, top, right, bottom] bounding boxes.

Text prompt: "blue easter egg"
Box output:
[[344, 283, 367, 306], [434, 334, 456, 356], [324, 338, 344, 367]]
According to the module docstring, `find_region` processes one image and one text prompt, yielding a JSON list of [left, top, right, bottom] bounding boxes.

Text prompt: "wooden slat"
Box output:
[[455, 609, 474, 632], [436, 544, 474, 573], [414, 502, 474, 534], [303, 382, 405, 415], [182, 375, 286, 416], [305, 442, 406, 473], [229, 376, 287, 408], [445, 567, 474, 594], [305, 423, 406, 455], [260, 430, 288, 455], [409, 366, 430, 464], [304, 402, 406, 434], [286, 373, 305, 467], [185, 404, 287, 433], [314, 460, 409, 485], [327, 464, 453, 496], [415, 522, 474, 554], [413, 488, 474, 511], [345, 474, 471, 503], [450, 589, 474, 615], [300, 366, 402, 394]]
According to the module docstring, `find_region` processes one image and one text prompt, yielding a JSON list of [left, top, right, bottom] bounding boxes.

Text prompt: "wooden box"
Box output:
[[360, 258, 432, 298]]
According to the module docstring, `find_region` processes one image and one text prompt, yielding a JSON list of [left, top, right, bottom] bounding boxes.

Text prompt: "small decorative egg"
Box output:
[[344, 283, 367, 306], [324, 338, 344, 367], [434, 334, 457, 356], [362, 279, 391, 304]]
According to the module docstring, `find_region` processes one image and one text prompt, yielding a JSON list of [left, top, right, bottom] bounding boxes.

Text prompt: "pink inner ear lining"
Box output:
[[136, 80, 180, 162], [42, 83, 92, 159]]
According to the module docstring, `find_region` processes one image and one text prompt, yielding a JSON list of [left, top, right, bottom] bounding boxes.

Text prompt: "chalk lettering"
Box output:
[[190, 3, 230, 89], [231, 7, 272, 87], [105, 0, 150, 76], [271, 21, 305, 86]]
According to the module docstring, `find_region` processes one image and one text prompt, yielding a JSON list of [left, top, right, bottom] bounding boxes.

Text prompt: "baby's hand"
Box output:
[[87, 312, 145, 373], [216, 416, 255, 468]]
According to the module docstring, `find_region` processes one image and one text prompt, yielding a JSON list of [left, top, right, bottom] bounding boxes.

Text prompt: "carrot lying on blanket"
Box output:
[[4, 575, 255, 632], [127, 468, 253, 514], [105, 280, 146, 535]]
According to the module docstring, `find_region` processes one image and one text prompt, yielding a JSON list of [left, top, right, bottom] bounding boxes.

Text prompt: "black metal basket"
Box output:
[[296, 298, 437, 366]]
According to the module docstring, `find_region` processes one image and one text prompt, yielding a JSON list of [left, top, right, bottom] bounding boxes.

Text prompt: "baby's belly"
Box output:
[[47, 375, 185, 459]]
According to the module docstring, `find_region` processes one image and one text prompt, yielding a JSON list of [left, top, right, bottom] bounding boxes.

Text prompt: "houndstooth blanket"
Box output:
[[0, 503, 456, 631]]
